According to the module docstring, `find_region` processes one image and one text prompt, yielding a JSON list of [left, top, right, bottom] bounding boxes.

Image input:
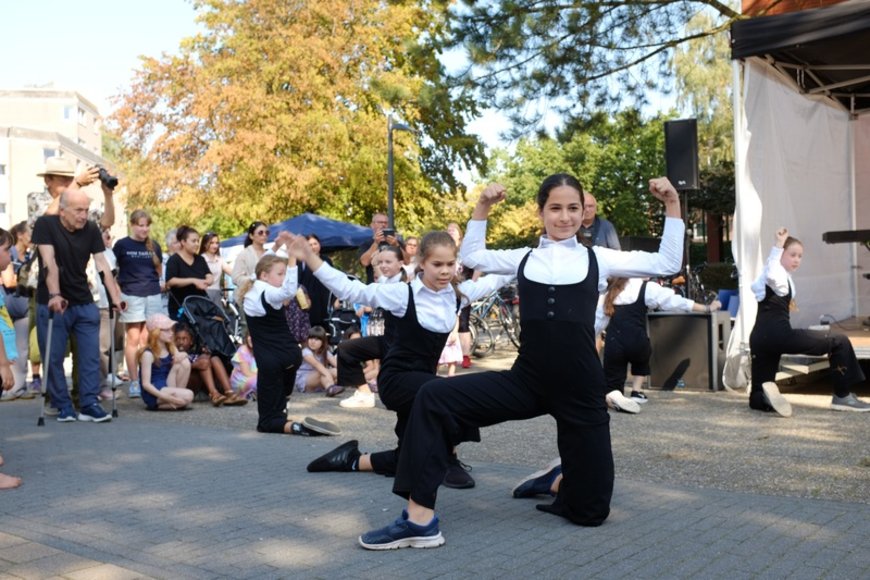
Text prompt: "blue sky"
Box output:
[[0, 0, 674, 164]]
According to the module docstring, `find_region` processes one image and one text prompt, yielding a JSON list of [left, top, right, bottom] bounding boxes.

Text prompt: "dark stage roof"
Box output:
[[731, 0, 870, 115]]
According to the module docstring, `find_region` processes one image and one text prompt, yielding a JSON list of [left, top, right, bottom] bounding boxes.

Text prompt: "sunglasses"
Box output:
[[255, 229, 269, 236]]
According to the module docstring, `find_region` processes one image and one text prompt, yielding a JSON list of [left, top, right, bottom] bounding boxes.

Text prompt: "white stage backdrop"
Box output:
[[725, 60, 859, 388]]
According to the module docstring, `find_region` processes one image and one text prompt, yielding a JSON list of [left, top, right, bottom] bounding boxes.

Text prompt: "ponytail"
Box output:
[[603, 277, 629, 317], [130, 209, 162, 275]]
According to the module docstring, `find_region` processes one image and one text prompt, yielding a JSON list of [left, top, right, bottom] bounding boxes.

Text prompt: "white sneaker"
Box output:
[[762, 382, 793, 418], [606, 390, 641, 414], [339, 390, 376, 409]]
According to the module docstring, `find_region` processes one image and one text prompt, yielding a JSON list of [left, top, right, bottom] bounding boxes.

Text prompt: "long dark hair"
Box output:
[[244, 221, 266, 248], [536, 173, 584, 210], [199, 232, 220, 255]]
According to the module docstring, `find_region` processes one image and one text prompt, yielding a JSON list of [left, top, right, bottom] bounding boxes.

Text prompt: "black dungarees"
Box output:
[[394, 247, 613, 526]]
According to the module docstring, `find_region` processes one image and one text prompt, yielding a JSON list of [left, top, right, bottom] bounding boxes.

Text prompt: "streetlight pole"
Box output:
[[387, 115, 411, 229]]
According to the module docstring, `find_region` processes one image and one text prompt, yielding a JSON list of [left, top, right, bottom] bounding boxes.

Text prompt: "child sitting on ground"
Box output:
[[174, 323, 247, 407], [139, 313, 194, 411], [230, 332, 257, 400], [295, 325, 338, 393]]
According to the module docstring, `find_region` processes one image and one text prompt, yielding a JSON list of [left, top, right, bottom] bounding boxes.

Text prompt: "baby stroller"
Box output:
[[325, 274, 362, 347], [179, 295, 238, 362]]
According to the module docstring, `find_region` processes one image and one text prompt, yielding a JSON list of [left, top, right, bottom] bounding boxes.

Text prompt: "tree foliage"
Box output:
[[436, 1, 740, 131], [111, 0, 484, 237]]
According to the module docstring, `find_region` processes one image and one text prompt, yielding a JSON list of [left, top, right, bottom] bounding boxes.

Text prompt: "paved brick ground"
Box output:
[[1, 387, 868, 579]]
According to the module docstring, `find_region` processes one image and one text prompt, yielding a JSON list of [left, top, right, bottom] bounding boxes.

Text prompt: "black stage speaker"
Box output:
[[648, 312, 730, 391], [664, 119, 699, 191]]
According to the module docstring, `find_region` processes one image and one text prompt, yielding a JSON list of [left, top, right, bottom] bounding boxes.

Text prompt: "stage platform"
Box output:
[[776, 316, 870, 381]]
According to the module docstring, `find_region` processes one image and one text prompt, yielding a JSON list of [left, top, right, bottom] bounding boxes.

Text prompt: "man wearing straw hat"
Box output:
[[28, 157, 115, 229]]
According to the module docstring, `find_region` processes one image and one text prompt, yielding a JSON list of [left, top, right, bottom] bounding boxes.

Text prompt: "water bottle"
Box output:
[[676, 378, 686, 389]]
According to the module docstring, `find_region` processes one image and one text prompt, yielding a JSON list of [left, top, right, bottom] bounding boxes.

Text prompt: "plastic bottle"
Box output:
[[676, 378, 686, 389]]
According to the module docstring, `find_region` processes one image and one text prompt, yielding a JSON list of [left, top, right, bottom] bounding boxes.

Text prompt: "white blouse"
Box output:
[[314, 262, 513, 334], [751, 246, 794, 302], [594, 278, 696, 335], [243, 265, 299, 317], [460, 217, 685, 291]]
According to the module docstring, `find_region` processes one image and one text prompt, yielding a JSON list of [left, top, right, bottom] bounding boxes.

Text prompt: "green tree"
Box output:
[[112, 0, 484, 237], [436, 1, 741, 129]]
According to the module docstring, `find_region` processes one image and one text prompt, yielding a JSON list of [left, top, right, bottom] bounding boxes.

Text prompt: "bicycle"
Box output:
[[663, 263, 718, 305], [469, 312, 495, 358], [470, 285, 521, 350]]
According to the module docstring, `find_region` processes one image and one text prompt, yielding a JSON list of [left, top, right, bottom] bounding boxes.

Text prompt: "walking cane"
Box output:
[[37, 309, 56, 427], [99, 271, 120, 418]]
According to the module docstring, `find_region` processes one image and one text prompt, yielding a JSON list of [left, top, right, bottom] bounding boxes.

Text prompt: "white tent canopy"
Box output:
[[725, 2, 870, 390]]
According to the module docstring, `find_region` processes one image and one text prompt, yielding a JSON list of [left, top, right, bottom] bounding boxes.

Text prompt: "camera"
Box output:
[[97, 166, 119, 190], [382, 228, 395, 239]]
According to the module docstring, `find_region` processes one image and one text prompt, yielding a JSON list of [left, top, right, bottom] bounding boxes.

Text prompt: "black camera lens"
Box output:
[[97, 167, 119, 189]]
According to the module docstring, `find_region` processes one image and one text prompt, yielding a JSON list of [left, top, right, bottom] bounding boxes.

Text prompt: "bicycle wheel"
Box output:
[[470, 313, 495, 358], [499, 304, 521, 349]]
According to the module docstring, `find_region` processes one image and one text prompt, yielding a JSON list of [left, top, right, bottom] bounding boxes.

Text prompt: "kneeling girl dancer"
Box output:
[[238, 246, 339, 436], [290, 231, 512, 487], [357, 174, 684, 550], [748, 227, 867, 416]]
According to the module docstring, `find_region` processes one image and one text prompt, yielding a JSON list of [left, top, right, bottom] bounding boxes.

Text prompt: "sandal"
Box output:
[[222, 393, 248, 406], [210, 393, 226, 407]]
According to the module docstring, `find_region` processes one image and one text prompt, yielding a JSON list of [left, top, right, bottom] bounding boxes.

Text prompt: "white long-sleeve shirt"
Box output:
[[460, 217, 685, 291], [751, 246, 794, 302], [594, 278, 696, 335], [243, 265, 299, 317], [314, 261, 513, 334]]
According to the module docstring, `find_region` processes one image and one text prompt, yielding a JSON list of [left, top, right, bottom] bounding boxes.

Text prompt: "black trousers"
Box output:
[[393, 365, 612, 527], [750, 324, 864, 399], [255, 348, 301, 434], [603, 332, 651, 390], [336, 336, 382, 387], [368, 370, 444, 476]]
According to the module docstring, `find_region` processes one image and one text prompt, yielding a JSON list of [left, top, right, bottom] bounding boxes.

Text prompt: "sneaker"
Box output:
[[307, 440, 361, 472], [339, 390, 376, 409], [830, 393, 870, 412], [29, 377, 42, 395], [630, 390, 648, 404], [443, 456, 475, 489], [761, 382, 792, 418], [78, 403, 112, 423], [44, 405, 60, 417], [17, 388, 37, 400], [128, 380, 141, 399], [461, 355, 471, 369], [512, 458, 562, 498], [367, 380, 378, 394], [606, 390, 640, 414], [302, 416, 341, 436], [358, 511, 445, 550], [325, 385, 346, 398], [57, 406, 78, 423]]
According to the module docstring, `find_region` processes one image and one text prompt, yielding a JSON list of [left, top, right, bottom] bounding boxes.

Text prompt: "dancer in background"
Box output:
[[748, 227, 868, 416]]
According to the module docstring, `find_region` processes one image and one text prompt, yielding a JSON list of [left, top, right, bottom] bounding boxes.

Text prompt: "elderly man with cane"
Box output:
[[33, 189, 125, 423]]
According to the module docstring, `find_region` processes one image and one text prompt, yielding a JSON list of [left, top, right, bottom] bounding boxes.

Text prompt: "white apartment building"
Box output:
[[0, 88, 113, 228]]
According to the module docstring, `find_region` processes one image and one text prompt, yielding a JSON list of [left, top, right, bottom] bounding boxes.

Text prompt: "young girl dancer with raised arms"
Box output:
[[748, 227, 868, 416], [289, 231, 513, 489], [355, 174, 684, 550], [238, 238, 340, 436], [138, 313, 194, 411]]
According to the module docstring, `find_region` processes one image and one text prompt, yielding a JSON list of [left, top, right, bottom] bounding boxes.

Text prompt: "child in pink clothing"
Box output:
[[230, 333, 258, 400]]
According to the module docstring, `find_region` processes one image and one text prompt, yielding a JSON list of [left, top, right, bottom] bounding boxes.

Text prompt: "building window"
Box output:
[[63, 105, 74, 120], [0, 204, 6, 214], [78, 108, 86, 126], [43, 148, 56, 161], [0, 164, 5, 175]]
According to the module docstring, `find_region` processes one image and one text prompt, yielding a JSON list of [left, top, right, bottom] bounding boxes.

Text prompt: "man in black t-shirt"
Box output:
[[32, 189, 125, 423]]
